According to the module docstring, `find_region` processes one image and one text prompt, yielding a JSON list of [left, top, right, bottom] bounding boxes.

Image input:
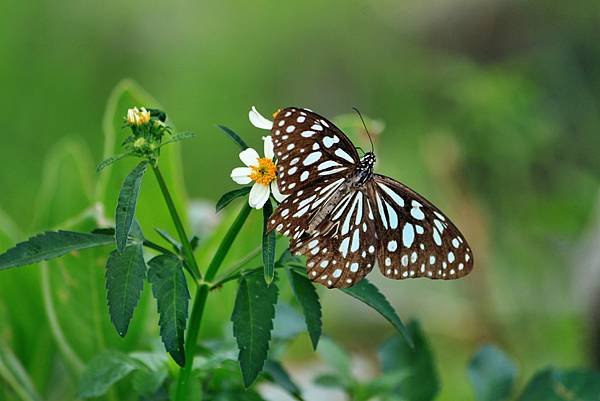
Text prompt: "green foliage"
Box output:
[[468, 345, 518, 401], [517, 368, 600, 401], [342, 279, 413, 348], [231, 270, 279, 387], [79, 351, 141, 398], [217, 125, 249, 150], [262, 199, 276, 285], [105, 243, 147, 336], [148, 254, 190, 367], [378, 321, 439, 401], [216, 187, 252, 212], [263, 360, 303, 401], [0, 230, 113, 271], [287, 269, 322, 349], [97, 153, 132, 172], [115, 161, 148, 252]]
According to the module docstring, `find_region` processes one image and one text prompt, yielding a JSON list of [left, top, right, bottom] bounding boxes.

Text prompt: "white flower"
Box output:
[[126, 107, 151, 126], [230, 136, 286, 209], [248, 106, 274, 130]]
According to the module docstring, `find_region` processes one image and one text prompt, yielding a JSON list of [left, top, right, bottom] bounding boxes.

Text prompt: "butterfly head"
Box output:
[[353, 152, 376, 186]]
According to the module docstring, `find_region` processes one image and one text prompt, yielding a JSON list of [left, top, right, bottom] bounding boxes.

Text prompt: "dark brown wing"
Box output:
[[270, 107, 360, 195], [368, 174, 474, 280], [288, 188, 378, 288]]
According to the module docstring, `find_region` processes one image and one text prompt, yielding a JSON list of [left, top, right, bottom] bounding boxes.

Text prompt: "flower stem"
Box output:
[[152, 165, 201, 280], [175, 203, 252, 401]]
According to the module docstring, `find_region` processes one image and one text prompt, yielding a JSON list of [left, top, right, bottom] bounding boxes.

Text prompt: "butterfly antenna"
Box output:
[[352, 107, 374, 153]]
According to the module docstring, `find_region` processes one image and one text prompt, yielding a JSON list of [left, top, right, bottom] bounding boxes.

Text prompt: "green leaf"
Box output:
[[148, 254, 190, 367], [79, 351, 140, 398], [517, 368, 600, 401], [313, 373, 346, 389], [96, 152, 131, 172], [216, 187, 252, 212], [277, 248, 302, 267], [231, 270, 279, 387], [378, 321, 439, 401], [263, 360, 303, 401], [132, 367, 167, 397], [159, 132, 198, 147], [468, 345, 518, 401], [105, 243, 147, 337], [287, 269, 322, 349], [155, 228, 181, 253], [262, 199, 276, 285], [115, 161, 148, 252], [217, 124, 249, 150], [0, 231, 114, 271], [342, 279, 413, 348]]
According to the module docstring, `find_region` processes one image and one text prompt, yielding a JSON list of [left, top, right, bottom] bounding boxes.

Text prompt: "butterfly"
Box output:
[[266, 107, 473, 288]]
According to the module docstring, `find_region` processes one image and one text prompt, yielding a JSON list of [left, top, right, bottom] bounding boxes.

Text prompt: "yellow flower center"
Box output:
[[272, 109, 281, 118], [249, 157, 277, 185]]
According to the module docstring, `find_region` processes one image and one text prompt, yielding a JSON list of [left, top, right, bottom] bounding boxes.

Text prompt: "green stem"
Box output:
[[152, 165, 201, 281], [175, 203, 252, 401]]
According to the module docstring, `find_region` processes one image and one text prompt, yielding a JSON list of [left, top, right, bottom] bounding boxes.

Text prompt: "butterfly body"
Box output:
[[268, 107, 473, 288]]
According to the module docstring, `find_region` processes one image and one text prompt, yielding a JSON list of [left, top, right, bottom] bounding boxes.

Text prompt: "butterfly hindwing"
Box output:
[[271, 108, 359, 195], [369, 174, 473, 280], [289, 188, 378, 288]]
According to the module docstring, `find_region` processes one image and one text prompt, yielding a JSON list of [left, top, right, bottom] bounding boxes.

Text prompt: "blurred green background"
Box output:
[[1, 0, 600, 400]]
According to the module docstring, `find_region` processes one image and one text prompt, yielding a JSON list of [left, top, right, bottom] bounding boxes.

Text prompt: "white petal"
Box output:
[[249, 183, 270, 209], [239, 147, 260, 167], [263, 136, 274, 159], [249, 106, 273, 130], [230, 167, 252, 184], [271, 181, 288, 203]]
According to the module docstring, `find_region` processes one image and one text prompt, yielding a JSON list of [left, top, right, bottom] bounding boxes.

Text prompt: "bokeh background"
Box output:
[[1, 0, 600, 400]]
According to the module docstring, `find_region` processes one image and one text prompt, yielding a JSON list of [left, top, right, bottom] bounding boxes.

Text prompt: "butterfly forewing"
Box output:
[[369, 175, 473, 280], [271, 108, 359, 194]]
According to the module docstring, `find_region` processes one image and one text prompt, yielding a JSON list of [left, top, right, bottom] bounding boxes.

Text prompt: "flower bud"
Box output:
[[126, 107, 151, 126]]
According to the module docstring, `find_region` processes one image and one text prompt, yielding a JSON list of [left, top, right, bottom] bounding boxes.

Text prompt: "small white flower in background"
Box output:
[[126, 107, 151, 126], [230, 107, 286, 209]]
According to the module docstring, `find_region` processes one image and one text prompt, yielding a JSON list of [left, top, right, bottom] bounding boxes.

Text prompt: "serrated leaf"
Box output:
[[148, 254, 190, 367], [517, 368, 600, 401], [216, 187, 252, 212], [106, 243, 147, 337], [96, 152, 131, 172], [0, 231, 114, 271], [468, 345, 518, 401], [263, 360, 303, 401], [231, 270, 279, 387], [115, 161, 148, 252], [378, 320, 439, 401], [342, 279, 413, 348], [262, 199, 276, 285], [217, 125, 249, 150], [287, 270, 322, 349], [159, 132, 197, 147], [79, 351, 140, 398]]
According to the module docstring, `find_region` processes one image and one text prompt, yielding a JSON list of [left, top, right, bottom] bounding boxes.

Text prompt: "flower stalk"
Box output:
[[175, 203, 252, 400]]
